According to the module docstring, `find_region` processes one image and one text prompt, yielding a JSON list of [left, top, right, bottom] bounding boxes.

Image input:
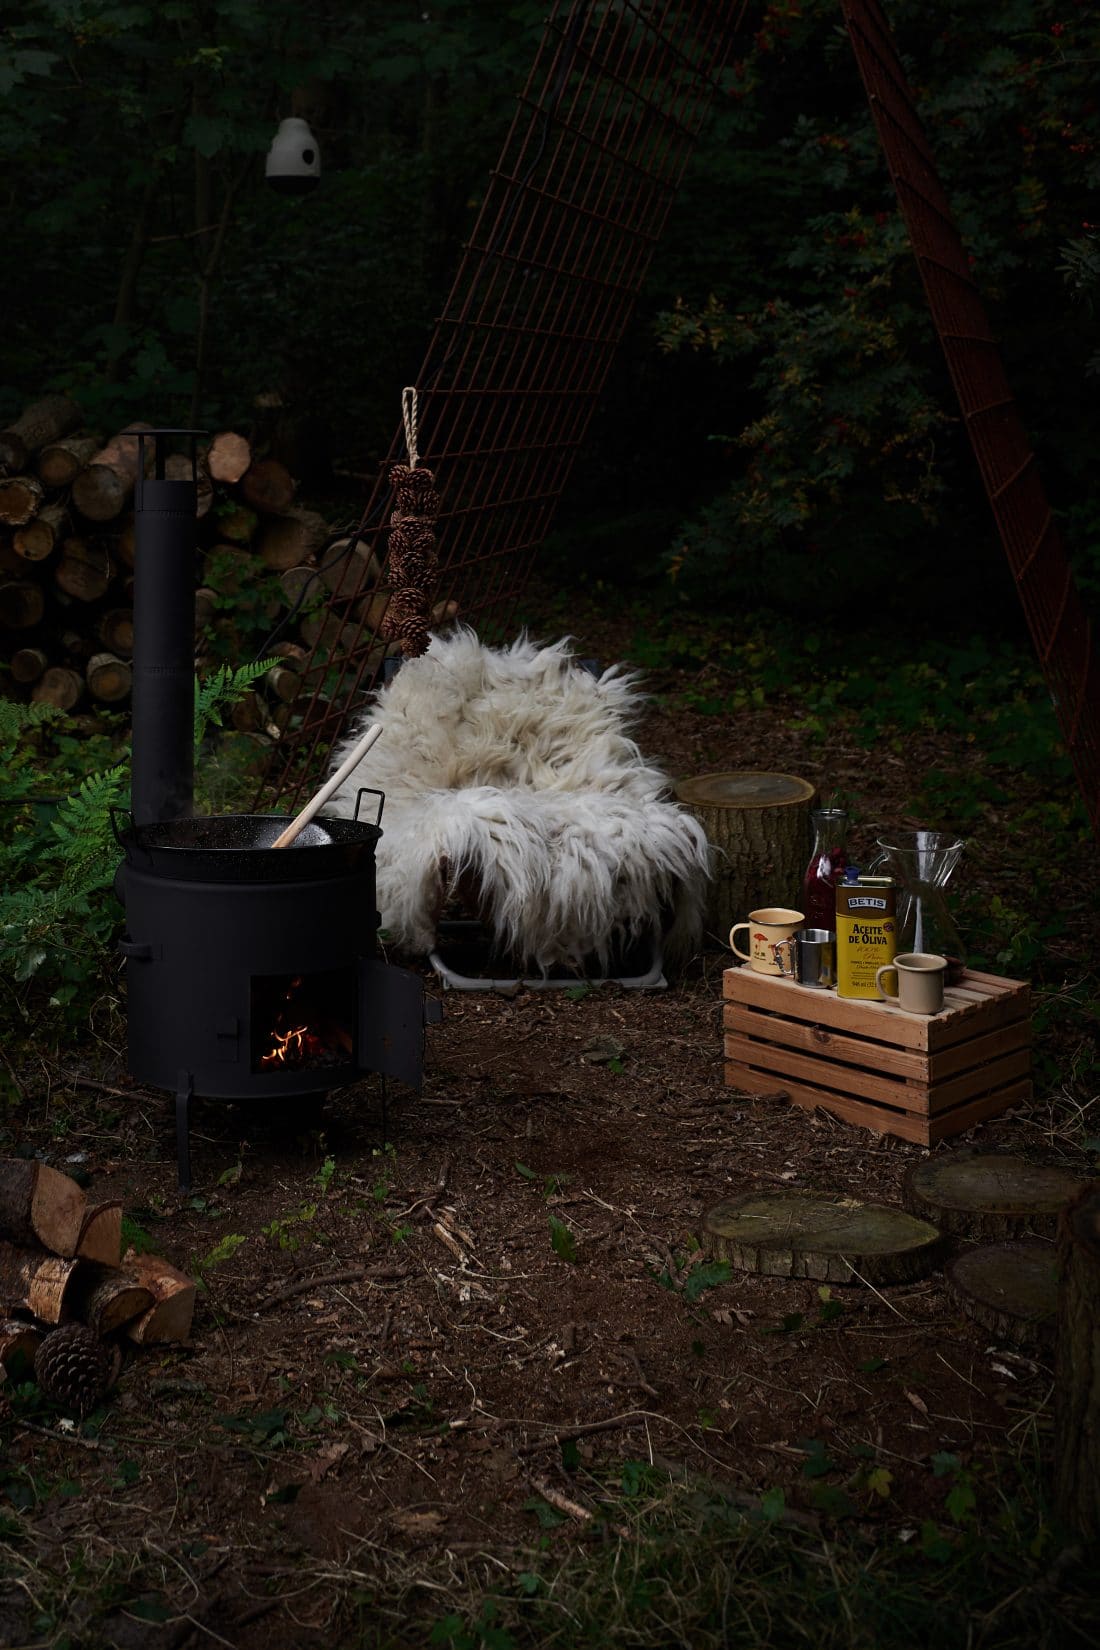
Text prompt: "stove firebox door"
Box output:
[[357, 959, 441, 1091]]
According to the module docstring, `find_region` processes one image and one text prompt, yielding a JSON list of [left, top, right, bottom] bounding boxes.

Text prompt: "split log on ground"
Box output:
[[74, 1201, 122, 1264], [903, 1153, 1083, 1241], [701, 1189, 947, 1285], [0, 1241, 84, 1322], [944, 1238, 1058, 1347], [164, 452, 213, 517], [239, 457, 295, 516], [272, 640, 308, 666], [1055, 1183, 1100, 1549], [675, 771, 816, 939], [258, 506, 329, 571], [69, 1266, 154, 1335], [85, 653, 132, 704], [0, 395, 82, 475], [53, 538, 113, 602], [217, 503, 259, 544], [11, 646, 49, 684], [0, 579, 46, 629], [206, 430, 252, 484], [230, 691, 266, 733], [317, 535, 383, 598], [121, 1251, 196, 1343], [31, 665, 83, 710], [97, 608, 134, 655], [13, 500, 67, 561], [71, 423, 153, 522], [0, 474, 44, 527], [36, 434, 98, 489], [0, 1317, 44, 1374], [0, 1158, 88, 1255]]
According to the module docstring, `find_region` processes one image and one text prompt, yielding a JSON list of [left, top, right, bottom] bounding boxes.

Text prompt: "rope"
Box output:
[[402, 386, 419, 470]]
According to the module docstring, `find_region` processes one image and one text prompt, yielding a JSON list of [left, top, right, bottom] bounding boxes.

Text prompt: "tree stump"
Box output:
[[1055, 1183, 1100, 1550], [701, 1189, 947, 1285], [674, 771, 815, 941], [903, 1153, 1083, 1241], [943, 1238, 1058, 1347]]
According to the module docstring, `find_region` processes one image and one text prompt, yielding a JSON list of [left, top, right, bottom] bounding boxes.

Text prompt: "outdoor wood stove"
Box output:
[[113, 431, 439, 1190]]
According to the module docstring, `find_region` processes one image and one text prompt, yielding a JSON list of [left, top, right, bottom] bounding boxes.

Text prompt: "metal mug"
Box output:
[[772, 927, 837, 988]]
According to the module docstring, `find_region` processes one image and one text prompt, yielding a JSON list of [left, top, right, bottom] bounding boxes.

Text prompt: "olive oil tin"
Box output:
[[836, 875, 897, 999]]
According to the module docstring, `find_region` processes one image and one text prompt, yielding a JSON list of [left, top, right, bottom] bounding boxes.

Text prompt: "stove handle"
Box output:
[[354, 787, 385, 828], [118, 937, 155, 961], [110, 806, 135, 848]]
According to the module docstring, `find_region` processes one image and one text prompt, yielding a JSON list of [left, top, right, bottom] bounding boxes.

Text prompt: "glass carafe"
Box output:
[[869, 830, 966, 979], [801, 809, 849, 931]]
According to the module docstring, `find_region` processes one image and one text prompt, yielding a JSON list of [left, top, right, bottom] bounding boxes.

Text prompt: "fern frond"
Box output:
[[0, 699, 61, 750], [194, 658, 279, 744]]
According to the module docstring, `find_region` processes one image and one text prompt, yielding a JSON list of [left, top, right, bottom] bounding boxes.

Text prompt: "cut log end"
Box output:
[[701, 1189, 947, 1286]]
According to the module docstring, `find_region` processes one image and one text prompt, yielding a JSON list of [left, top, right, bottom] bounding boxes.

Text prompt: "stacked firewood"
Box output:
[[0, 394, 454, 735], [0, 1157, 195, 1415]]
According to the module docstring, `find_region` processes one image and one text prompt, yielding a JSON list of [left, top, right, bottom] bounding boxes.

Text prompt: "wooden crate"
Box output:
[[723, 966, 1031, 1145]]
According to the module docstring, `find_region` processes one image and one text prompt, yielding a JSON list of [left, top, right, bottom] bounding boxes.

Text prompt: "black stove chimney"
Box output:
[[130, 429, 204, 826]]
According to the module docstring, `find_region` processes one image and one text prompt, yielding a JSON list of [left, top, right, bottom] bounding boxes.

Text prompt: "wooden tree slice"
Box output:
[[31, 665, 83, 711], [701, 1189, 947, 1285], [0, 395, 82, 474], [36, 434, 98, 489], [69, 1267, 153, 1335], [14, 501, 66, 561], [0, 1241, 84, 1322], [97, 608, 134, 655], [674, 771, 816, 941], [206, 430, 252, 484], [258, 506, 329, 571], [1055, 1184, 1100, 1546], [0, 1158, 87, 1254], [904, 1153, 1082, 1240], [239, 457, 295, 516], [0, 475, 44, 527], [71, 423, 152, 521], [54, 539, 112, 602], [0, 579, 46, 629], [944, 1238, 1058, 1347], [11, 647, 49, 684], [86, 652, 133, 703], [74, 1201, 122, 1265]]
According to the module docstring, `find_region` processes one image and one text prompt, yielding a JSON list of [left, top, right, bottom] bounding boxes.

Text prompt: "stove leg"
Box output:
[[175, 1074, 194, 1193]]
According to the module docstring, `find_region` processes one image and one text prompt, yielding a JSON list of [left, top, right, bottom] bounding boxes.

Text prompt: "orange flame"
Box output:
[[259, 1023, 310, 1068]]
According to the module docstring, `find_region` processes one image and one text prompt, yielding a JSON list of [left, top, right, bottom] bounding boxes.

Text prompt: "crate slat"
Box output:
[[722, 965, 1031, 1146]]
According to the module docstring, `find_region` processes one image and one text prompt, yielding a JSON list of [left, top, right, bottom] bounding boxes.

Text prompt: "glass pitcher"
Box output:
[[869, 830, 966, 979]]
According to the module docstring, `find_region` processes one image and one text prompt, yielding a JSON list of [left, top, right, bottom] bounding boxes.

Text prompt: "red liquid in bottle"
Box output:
[[801, 812, 849, 931]]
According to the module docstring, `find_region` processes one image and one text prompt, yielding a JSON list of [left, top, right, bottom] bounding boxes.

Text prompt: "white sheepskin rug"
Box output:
[[323, 627, 711, 972]]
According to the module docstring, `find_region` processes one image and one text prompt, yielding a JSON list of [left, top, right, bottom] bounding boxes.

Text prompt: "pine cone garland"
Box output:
[[34, 1322, 112, 1417]]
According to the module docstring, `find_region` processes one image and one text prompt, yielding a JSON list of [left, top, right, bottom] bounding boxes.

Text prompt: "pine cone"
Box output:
[[390, 463, 439, 518], [398, 618, 430, 657], [34, 1323, 113, 1417], [389, 547, 433, 590]]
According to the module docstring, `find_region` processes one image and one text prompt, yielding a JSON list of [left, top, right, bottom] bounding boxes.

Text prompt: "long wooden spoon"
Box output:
[[270, 722, 384, 849]]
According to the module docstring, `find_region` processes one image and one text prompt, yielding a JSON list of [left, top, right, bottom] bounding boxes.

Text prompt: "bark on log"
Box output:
[[194, 587, 218, 630], [944, 1238, 1058, 1347], [31, 665, 83, 710], [701, 1189, 947, 1285], [1055, 1183, 1100, 1549], [0, 579, 46, 629], [903, 1154, 1083, 1242], [271, 640, 308, 666], [258, 506, 329, 571], [264, 665, 301, 704], [11, 646, 49, 684], [54, 539, 113, 602], [86, 653, 132, 703], [230, 691, 266, 733], [74, 1201, 122, 1265], [0, 474, 44, 526], [69, 1268, 153, 1335], [97, 608, 134, 655], [0, 1317, 44, 1374], [121, 1251, 196, 1343], [239, 457, 295, 516], [71, 423, 152, 522], [353, 589, 392, 634], [0, 1159, 88, 1255], [0, 1240, 84, 1322], [206, 430, 252, 484], [0, 395, 82, 475], [36, 434, 98, 489], [114, 516, 136, 568], [674, 771, 816, 941], [279, 565, 316, 606], [13, 500, 67, 561]]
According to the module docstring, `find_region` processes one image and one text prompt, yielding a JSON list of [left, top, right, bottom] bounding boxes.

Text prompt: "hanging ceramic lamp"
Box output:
[[265, 117, 321, 195]]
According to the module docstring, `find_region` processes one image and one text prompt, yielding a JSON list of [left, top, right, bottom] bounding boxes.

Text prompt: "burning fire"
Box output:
[[259, 1023, 311, 1068]]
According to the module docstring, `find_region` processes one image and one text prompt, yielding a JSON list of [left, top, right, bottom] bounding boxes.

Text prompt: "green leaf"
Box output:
[[514, 1161, 538, 1180], [682, 1259, 732, 1302], [946, 1478, 977, 1524], [198, 1233, 246, 1271], [548, 1214, 577, 1264], [523, 1495, 565, 1529], [865, 1466, 894, 1499], [931, 1451, 962, 1479], [810, 1483, 857, 1519], [760, 1486, 786, 1521]]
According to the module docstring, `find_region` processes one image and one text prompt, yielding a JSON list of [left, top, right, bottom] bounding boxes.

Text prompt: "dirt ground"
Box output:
[[3, 596, 1098, 1647]]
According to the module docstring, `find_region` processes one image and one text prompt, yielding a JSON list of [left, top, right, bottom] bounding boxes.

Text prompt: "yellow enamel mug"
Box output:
[[729, 908, 805, 975]]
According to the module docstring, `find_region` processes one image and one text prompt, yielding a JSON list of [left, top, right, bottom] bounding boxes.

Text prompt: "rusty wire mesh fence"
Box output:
[[265, 0, 742, 807], [843, 0, 1099, 831]]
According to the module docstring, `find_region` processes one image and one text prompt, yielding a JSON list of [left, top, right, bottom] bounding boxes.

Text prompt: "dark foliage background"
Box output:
[[1, 0, 1097, 623]]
